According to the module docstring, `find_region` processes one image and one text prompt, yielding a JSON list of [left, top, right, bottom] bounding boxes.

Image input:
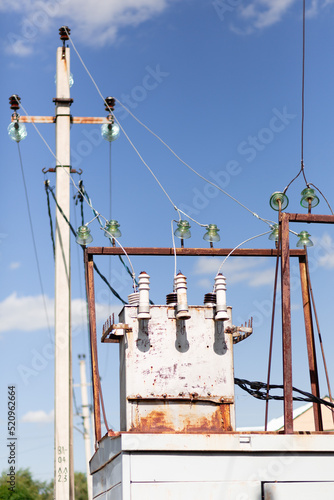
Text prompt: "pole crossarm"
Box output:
[[14, 115, 110, 124], [85, 247, 306, 257]]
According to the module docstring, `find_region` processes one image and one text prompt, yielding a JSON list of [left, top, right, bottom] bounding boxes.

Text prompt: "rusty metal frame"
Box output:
[[84, 245, 311, 443], [278, 212, 334, 433], [299, 255, 323, 431]]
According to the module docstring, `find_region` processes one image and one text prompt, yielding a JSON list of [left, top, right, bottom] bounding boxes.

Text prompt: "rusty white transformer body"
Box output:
[[88, 272, 334, 499]]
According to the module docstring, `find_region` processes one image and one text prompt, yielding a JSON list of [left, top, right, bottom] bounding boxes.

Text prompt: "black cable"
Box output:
[[17, 144, 52, 338], [44, 179, 55, 259], [235, 378, 334, 411], [81, 187, 145, 295], [46, 184, 127, 305]]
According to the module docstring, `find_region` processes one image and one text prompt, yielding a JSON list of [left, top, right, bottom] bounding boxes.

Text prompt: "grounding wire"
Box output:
[[216, 230, 271, 277], [63, 29, 274, 229], [17, 143, 53, 339]]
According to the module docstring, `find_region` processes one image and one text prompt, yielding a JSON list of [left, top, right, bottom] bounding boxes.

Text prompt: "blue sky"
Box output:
[[1, 0, 334, 484]]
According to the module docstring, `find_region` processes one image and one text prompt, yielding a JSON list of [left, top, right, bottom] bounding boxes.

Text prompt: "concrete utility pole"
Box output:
[[12, 26, 113, 499], [54, 28, 73, 500], [78, 355, 93, 500]]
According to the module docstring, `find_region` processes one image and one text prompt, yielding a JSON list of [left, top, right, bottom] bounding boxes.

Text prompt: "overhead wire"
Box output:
[[15, 95, 138, 290], [44, 179, 56, 259], [71, 182, 89, 354], [114, 99, 275, 227], [264, 236, 281, 431], [17, 143, 53, 340], [64, 27, 275, 229], [216, 230, 271, 277], [171, 220, 178, 279], [283, 0, 309, 194], [45, 183, 127, 304]]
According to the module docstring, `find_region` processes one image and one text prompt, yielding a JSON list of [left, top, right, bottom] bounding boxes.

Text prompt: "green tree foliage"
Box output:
[[0, 468, 52, 499], [74, 472, 88, 500], [0, 468, 88, 499]]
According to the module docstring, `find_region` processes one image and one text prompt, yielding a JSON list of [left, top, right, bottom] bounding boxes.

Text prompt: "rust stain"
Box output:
[[17, 116, 54, 124], [72, 117, 108, 124], [129, 403, 232, 433]]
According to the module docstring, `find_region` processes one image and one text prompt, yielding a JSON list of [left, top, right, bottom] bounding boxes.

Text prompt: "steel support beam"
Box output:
[[287, 214, 334, 224], [85, 253, 102, 444], [280, 213, 293, 434], [86, 247, 305, 257], [299, 256, 323, 431]]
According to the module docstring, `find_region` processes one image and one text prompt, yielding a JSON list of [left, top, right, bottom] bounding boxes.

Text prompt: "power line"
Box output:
[[45, 182, 127, 304], [64, 29, 275, 229], [17, 143, 53, 339]]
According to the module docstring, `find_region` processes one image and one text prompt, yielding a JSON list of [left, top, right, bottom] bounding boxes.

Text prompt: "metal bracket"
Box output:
[[53, 97, 74, 106], [42, 167, 82, 175], [225, 318, 253, 344], [101, 323, 132, 343]]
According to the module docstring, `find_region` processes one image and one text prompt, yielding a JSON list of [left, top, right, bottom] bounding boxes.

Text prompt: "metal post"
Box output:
[[79, 355, 93, 500], [85, 253, 102, 443], [54, 44, 73, 499], [299, 256, 323, 431], [280, 212, 294, 433]]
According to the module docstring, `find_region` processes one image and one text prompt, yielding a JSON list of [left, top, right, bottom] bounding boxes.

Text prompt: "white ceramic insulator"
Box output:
[[214, 273, 229, 321], [137, 271, 151, 320], [175, 272, 191, 320]]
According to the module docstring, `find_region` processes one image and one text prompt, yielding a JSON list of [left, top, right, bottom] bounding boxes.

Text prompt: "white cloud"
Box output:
[[230, 0, 295, 34], [0, 293, 120, 333], [196, 278, 212, 289], [9, 261, 21, 270], [312, 232, 334, 269], [2, 0, 174, 55], [230, 0, 334, 35], [193, 257, 274, 288], [22, 409, 54, 423], [251, 268, 274, 287], [4, 36, 34, 57]]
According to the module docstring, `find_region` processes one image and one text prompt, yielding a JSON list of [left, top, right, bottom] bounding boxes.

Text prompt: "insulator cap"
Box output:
[[59, 26, 70, 40], [204, 293, 216, 305], [166, 293, 177, 305], [9, 94, 20, 111], [104, 97, 116, 112]]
